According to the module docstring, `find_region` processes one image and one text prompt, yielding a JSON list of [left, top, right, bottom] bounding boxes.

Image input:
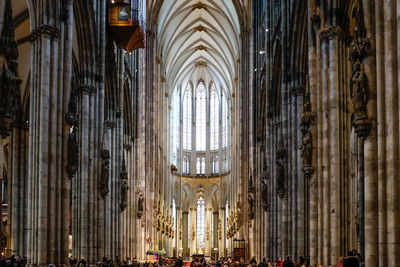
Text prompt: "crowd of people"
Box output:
[[0, 251, 363, 267], [0, 255, 27, 267]]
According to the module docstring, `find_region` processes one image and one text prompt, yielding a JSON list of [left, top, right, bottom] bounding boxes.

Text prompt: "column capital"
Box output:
[[319, 25, 347, 43], [104, 120, 117, 129], [77, 84, 96, 96], [30, 24, 60, 42]]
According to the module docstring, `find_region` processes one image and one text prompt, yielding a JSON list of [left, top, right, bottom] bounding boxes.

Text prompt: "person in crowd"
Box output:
[[283, 256, 294, 267], [276, 257, 283, 267], [337, 257, 344, 267], [343, 251, 359, 267], [77, 257, 87, 267], [249, 257, 256, 267]]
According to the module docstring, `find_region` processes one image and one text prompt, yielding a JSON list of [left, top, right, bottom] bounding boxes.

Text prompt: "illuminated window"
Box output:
[[197, 196, 206, 248], [196, 157, 201, 175], [183, 85, 192, 150], [222, 93, 228, 148], [210, 84, 219, 150], [201, 157, 205, 175], [196, 82, 206, 151]]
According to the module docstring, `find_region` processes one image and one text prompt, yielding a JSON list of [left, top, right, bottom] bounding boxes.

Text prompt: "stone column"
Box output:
[[27, 1, 74, 265]]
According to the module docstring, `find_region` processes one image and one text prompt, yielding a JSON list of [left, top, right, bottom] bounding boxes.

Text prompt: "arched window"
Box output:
[[222, 93, 228, 148], [171, 91, 180, 165], [210, 84, 219, 150], [183, 155, 190, 174], [183, 84, 192, 150], [196, 196, 206, 249], [201, 157, 205, 175], [172, 80, 230, 176], [211, 156, 219, 174], [196, 82, 207, 151], [196, 158, 201, 175]]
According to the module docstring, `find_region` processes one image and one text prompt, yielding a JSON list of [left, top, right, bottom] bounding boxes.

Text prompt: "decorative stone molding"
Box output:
[[319, 26, 346, 43], [290, 84, 305, 98], [30, 24, 60, 42], [145, 30, 154, 38], [156, 57, 162, 64], [194, 25, 207, 32], [192, 2, 207, 10], [77, 84, 96, 96], [195, 60, 207, 67], [195, 45, 207, 51], [104, 120, 117, 129], [123, 143, 132, 151]]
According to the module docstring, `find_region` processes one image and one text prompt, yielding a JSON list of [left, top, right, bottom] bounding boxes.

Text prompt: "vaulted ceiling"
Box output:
[[157, 0, 240, 96]]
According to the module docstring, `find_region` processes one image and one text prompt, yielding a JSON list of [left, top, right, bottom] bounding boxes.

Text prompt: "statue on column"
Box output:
[[100, 149, 110, 198], [67, 125, 79, 179], [261, 176, 269, 211], [120, 179, 129, 211], [350, 61, 368, 121], [0, 0, 21, 138], [137, 193, 144, 219], [248, 192, 255, 220], [276, 140, 286, 199]]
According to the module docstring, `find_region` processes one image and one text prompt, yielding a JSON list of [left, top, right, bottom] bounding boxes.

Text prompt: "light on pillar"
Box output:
[[108, 0, 145, 52]]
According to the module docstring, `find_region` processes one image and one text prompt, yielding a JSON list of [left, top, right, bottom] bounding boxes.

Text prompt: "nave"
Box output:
[[0, 0, 400, 266]]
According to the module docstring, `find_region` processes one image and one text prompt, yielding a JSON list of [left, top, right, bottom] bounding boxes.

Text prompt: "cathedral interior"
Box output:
[[0, 0, 399, 266]]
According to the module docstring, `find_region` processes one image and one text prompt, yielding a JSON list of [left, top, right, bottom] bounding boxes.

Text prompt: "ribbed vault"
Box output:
[[157, 0, 240, 96]]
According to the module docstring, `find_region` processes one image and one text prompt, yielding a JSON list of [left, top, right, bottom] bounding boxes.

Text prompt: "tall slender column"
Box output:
[[27, 1, 74, 265]]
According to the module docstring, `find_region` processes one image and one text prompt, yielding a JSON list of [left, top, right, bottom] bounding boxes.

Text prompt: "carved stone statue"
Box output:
[[179, 218, 183, 240], [248, 192, 255, 220], [300, 130, 313, 166], [120, 180, 129, 211], [350, 61, 368, 121], [137, 193, 144, 219], [218, 221, 222, 240], [100, 149, 110, 198], [276, 151, 286, 198], [0, 66, 20, 137], [261, 176, 269, 211], [67, 125, 79, 178]]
